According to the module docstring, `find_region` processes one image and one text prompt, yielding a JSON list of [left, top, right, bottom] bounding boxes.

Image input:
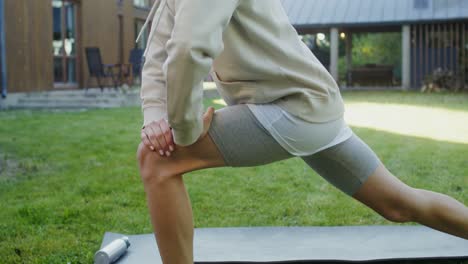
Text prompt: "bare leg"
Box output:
[[142, 172, 194, 264], [137, 132, 226, 264], [136, 118, 468, 264], [353, 161, 468, 239], [410, 188, 468, 238]]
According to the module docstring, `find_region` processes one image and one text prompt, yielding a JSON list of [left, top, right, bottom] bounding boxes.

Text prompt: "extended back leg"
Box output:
[[352, 161, 468, 239], [301, 132, 468, 239]]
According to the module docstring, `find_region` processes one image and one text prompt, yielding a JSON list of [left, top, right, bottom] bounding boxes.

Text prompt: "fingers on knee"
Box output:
[[136, 144, 172, 184]]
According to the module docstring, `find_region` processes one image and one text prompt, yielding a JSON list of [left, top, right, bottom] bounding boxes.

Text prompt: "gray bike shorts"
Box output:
[[207, 103, 382, 197]]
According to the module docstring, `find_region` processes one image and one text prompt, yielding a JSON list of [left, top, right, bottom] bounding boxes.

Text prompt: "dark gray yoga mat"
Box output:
[[100, 225, 468, 263]]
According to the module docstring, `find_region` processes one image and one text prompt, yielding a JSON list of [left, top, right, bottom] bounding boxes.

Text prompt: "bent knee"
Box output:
[[378, 194, 417, 223], [137, 142, 152, 167], [136, 142, 169, 184], [380, 207, 413, 223]]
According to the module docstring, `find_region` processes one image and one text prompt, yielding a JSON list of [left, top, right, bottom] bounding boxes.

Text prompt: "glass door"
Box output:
[[52, 0, 78, 88]]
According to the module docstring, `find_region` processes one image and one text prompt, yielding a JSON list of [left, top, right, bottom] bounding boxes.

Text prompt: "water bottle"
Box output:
[[94, 236, 131, 264]]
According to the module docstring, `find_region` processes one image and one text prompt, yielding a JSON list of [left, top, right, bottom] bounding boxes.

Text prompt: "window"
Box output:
[[52, 0, 78, 85], [134, 0, 151, 9], [135, 19, 149, 50]]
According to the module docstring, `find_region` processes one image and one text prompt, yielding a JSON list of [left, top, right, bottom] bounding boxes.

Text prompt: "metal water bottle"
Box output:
[[94, 236, 131, 264]]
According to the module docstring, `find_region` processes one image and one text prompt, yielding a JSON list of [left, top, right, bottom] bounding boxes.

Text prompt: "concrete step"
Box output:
[[17, 98, 122, 104], [22, 91, 137, 99], [17, 95, 136, 105], [10, 104, 120, 110], [7, 94, 136, 109], [1, 84, 220, 110], [15, 101, 125, 108]]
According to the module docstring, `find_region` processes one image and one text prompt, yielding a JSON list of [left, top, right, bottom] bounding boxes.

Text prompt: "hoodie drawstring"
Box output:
[[135, 0, 159, 43], [135, 0, 168, 61]]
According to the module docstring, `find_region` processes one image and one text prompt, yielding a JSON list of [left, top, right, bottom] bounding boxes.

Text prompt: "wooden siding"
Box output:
[[5, 0, 152, 92], [80, 0, 153, 89], [5, 0, 53, 92], [80, 0, 120, 88]]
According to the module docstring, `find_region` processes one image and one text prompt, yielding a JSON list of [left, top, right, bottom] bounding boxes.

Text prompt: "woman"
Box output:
[[136, 0, 468, 263]]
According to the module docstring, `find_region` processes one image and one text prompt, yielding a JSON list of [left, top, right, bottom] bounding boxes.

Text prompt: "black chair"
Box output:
[[116, 49, 142, 87], [85, 47, 120, 92], [129, 48, 144, 84]]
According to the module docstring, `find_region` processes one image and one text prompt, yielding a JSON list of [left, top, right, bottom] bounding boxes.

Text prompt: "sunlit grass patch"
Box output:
[[212, 99, 227, 106], [345, 102, 468, 144]]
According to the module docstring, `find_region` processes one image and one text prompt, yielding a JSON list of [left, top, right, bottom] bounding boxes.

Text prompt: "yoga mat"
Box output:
[[100, 225, 468, 263]]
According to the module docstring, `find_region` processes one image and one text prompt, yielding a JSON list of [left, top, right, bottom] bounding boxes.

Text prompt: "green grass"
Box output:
[[0, 90, 467, 263]]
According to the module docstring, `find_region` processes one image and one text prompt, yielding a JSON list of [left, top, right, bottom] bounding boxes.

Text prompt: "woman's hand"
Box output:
[[140, 107, 216, 156], [141, 118, 175, 157]]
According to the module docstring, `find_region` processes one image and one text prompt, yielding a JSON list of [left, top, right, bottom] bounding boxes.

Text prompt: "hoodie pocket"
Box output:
[[210, 71, 266, 100], [278, 66, 330, 99]]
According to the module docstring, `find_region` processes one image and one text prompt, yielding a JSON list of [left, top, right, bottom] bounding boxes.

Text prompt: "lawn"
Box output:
[[0, 90, 467, 263]]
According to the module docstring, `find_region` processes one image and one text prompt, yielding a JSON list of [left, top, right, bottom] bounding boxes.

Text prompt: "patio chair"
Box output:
[[129, 48, 144, 84], [114, 49, 141, 88], [113, 49, 145, 88], [85, 47, 120, 92]]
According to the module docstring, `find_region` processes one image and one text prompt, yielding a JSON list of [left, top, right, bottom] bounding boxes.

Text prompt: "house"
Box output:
[[1, 0, 467, 97], [281, 0, 468, 89], [0, 0, 155, 97]]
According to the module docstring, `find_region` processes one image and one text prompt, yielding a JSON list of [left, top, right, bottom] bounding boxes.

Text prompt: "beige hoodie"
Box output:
[[138, 0, 345, 147]]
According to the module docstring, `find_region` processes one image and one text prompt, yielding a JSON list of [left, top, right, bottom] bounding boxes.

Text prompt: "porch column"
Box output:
[[345, 32, 352, 85], [117, 0, 124, 65], [0, 0, 7, 98], [402, 25, 411, 90], [330, 27, 339, 81]]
